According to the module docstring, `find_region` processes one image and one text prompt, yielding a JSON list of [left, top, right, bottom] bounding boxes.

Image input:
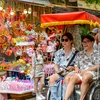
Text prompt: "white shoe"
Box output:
[[36, 95, 42, 100], [39, 93, 45, 99]]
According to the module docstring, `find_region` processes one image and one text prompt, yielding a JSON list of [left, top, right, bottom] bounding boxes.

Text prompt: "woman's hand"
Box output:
[[66, 66, 74, 72], [75, 66, 80, 73], [57, 70, 64, 74]]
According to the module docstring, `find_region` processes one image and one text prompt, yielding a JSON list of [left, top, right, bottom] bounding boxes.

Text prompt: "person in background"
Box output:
[[91, 28, 99, 50], [65, 34, 99, 100], [32, 44, 45, 100], [49, 32, 78, 100]]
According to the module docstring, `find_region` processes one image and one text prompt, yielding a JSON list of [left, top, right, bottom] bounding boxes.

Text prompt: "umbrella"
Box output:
[[41, 11, 100, 28]]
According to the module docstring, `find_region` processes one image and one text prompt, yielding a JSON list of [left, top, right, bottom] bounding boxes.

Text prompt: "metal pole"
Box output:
[[97, 28, 100, 79]]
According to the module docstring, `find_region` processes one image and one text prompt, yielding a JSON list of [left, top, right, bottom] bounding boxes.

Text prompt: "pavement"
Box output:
[[25, 86, 80, 100], [26, 86, 48, 100]]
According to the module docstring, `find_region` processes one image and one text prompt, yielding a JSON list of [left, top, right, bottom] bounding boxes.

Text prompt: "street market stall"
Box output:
[[0, 5, 36, 100], [0, 0, 53, 99]]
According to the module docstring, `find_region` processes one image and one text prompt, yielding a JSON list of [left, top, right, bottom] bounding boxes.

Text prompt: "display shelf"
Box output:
[[0, 89, 34, 94], [7, 65, 26, 73], [16, 41, 35, 46]]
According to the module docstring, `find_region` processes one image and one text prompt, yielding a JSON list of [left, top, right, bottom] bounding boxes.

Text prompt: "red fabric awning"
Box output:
[[41, 11, 100, 28]]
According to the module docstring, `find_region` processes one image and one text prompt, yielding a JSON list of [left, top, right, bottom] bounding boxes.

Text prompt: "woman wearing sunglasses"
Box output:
[[49, 32, 78, 100]]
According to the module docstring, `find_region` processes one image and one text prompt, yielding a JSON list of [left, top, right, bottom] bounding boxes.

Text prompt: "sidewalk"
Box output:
[[26, 87, 48, 100]]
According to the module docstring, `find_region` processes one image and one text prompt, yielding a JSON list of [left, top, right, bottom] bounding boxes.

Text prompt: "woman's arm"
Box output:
[[86, 65, 99, 71], [54, 64, 59, 73], [75, 66, 80, 73], [80, 65, 99, 76]]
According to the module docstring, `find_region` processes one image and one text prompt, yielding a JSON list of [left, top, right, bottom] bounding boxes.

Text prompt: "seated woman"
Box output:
[[65, 34, 99, 100], [49, 32, 78, 100]]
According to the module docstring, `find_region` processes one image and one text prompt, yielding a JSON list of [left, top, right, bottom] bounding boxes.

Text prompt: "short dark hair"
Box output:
[[62, 32, 73, 41], [81, 34, 94, 42]]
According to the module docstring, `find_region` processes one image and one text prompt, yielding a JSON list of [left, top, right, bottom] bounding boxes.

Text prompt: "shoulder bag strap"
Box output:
[[67, 51, 78, 67]]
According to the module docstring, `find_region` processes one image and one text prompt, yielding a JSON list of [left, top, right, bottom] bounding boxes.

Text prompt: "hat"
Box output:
[[91, 28, 99, 34]]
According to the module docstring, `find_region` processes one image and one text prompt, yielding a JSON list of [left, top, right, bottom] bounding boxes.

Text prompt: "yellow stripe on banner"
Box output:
[[41, 20, 100, 28]]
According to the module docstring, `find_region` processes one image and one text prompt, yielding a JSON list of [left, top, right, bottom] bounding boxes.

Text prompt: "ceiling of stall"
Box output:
[[18, 0, 51, 5]]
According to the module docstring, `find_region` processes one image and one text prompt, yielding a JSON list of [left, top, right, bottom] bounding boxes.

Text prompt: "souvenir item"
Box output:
[[5, 49, 13, 56]]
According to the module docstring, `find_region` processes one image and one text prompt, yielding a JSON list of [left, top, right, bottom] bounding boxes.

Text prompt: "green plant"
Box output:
[[86, 0, 100, 5], [80, 26, 92, 38]]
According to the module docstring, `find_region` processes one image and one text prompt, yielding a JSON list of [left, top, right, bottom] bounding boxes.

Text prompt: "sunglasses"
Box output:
[[61, 38, 69, 42], [92, 33, 97, 36], [82, 40, 91, 44]]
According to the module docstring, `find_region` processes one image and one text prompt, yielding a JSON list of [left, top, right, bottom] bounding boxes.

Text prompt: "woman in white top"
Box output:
[[32, 44, 45, 100]]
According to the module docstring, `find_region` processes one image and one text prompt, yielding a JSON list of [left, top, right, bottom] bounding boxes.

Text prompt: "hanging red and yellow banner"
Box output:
[[41, 11, 100, 28]]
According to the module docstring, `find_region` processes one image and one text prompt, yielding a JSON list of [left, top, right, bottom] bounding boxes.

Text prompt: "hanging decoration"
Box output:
[[0, 11, 4, 25], [0, 0, 5, 7], [4, 6, 12, 19], [23, 9, 27, 14], [28, 7, 32, 14], [0, 35, 7, 44], [19, 13, 27, 21], [5, 48, 13, 56]]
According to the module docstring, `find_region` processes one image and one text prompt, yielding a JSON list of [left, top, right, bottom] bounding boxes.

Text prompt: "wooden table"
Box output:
[[10, 92, 35, 100]]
